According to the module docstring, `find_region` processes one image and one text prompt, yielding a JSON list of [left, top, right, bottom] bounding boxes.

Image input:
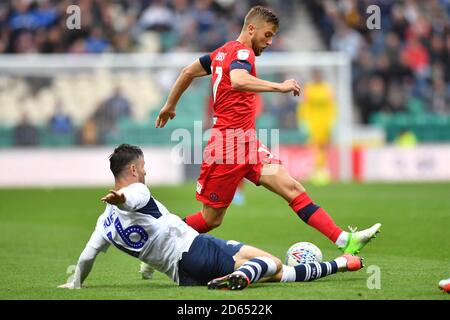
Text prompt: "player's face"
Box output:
[[135, 157, 146, 184], [251, 22, 277, 56]]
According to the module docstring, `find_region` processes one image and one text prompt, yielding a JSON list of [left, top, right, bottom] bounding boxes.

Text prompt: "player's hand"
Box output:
[[101, 189, 126, 205], [155, 105, 176, 128], [279, 79, 301, 96], [57, 282, 80, 289]]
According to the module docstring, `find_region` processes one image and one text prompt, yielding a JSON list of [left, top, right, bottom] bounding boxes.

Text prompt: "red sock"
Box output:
[[289, 192, 343, 243], [184, 211, 212, 233]]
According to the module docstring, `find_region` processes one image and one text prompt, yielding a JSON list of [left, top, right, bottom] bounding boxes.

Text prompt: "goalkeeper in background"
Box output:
[[297, 69, 336, 185]]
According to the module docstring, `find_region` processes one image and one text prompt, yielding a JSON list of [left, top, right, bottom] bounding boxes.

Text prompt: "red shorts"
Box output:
[[196, 139, 281, 208]]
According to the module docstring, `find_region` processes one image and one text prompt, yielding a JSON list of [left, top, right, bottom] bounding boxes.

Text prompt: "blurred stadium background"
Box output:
[[0, 0, 449, 186], [1, 0, 450, 300]]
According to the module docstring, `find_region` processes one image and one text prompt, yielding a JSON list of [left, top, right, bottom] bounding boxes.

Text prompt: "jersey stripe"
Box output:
[[137, 198, 162, 218], [230, 60, 252, 73], [199, 54, 212, 74]]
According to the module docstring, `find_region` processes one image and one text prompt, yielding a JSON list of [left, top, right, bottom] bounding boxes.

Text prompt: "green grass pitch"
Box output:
[[0, 182, 449, 300]]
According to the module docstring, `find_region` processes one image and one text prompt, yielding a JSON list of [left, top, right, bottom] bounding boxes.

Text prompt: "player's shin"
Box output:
[[280, 255, 363, 282], [233, 257, 278, 285], [207, 257, 278, 290], [280, 261, 338, 282], [289, 192, 345, 245]]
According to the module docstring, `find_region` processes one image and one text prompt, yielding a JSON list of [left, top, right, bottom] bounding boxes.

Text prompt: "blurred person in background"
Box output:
[[77, 118, 98, 146], [48, 101, 73, 135], [394, 128, 417, 148], [92, 87, 132, 143], [297, 69, 336, 185], [13, 113, 39, 146]]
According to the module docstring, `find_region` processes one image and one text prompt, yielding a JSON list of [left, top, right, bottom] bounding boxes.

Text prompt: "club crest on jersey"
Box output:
[[237, 49, 250, 60], [209, 192, 219, 202]]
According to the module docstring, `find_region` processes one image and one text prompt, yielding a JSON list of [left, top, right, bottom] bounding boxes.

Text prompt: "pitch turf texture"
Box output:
[[1, 182, 449, 300]]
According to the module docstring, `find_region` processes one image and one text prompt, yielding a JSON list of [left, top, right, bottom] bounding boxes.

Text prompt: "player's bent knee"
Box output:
[[273, 257, 283, 273]]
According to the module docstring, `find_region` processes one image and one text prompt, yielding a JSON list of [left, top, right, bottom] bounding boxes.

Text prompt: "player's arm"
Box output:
[[155, 57, 210, 128], [58, 230, 109, 289], [230, 68, 301, 96], [101, 183, 150, 212]]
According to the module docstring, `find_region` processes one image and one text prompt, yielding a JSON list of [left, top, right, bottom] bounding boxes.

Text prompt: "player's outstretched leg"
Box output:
[[439, 278, 450, 293], [259, 164, 381, 254], [207, 254, 363, 290], [276, 254, 363, 283], [289, 192, 381, 254]]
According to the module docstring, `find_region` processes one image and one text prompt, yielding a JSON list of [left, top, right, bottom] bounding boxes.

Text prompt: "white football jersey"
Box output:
[[86, 183, 198, 283]]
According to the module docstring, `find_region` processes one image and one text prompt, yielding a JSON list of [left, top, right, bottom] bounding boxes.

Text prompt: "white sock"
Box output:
[[280, 265, 296, 282], [335, 231, 349, 247], [334, 257, 347, 272]]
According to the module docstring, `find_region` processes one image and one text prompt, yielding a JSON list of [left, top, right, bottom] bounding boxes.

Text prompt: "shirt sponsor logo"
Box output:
[[215, 52, 227, 61], [237, 49, 250, 60]]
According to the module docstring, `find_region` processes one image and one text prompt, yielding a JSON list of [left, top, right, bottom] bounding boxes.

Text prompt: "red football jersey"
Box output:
[[208, 41, 257, 132]]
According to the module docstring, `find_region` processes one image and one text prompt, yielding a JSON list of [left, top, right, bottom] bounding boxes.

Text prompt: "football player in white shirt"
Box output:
[[58, 144, 364, 291]]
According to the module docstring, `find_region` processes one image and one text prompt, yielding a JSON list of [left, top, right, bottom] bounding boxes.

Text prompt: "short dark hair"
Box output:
[[109, 144, 143, 177], [244, 6, 279, 30]]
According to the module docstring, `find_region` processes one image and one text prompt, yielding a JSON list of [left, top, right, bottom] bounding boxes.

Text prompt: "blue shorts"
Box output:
[[178, 234, 244, 286]]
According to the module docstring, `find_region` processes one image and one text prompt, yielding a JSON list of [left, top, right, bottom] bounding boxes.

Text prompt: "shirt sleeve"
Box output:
[[86, 227, 110, 253], [199, 54, 212, 74], [117, 183, 151, 212], [230, 48, 254, 73], [69, 229, 109, 288]]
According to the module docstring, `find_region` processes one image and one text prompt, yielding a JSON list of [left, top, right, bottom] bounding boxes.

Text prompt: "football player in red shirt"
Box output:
[[156, 6, 381, 255]]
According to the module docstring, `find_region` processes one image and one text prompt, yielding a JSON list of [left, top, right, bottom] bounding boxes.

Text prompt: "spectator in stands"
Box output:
[[384, 32, 401, 65], [78, 118, 98, 146], [330, 20, 363, 61], [425, 77, 450, 114], [103, 87, 132, 120], [358, 75, 387, 124], [13, 113, 39, 146], [386, 83, 407, 114], [139, 0, 174, 32], [0, 1, 292, 55], [92, 87, 131, 142], [85, 26, 110, 53], [401, 36, 429, 78], [48, 101, 73, 135], [307, 0, 450, 132]]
